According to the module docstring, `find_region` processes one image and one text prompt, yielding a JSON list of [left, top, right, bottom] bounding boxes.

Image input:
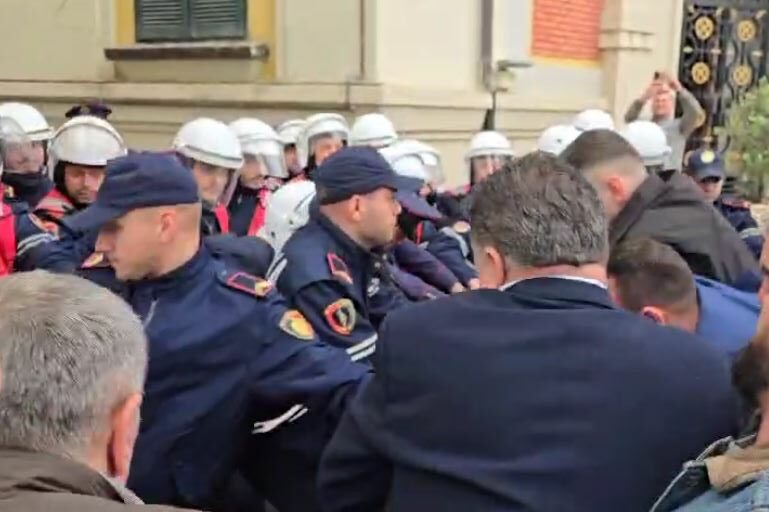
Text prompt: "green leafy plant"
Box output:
[[719, 77, 769, 199]]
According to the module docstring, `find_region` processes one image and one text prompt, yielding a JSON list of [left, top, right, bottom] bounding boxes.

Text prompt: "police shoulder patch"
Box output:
[[28, 213, 59, 236], [279, 309, 315, 341], [81, 252, 109, 269], [324, 298, 357, 336], [327, 252, 353, 285], [722, 197, 751, 209], [224, 271, 273, 298]]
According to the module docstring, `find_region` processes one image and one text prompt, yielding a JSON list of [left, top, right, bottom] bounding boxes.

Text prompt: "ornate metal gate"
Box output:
[[678, 0, 769, 150]]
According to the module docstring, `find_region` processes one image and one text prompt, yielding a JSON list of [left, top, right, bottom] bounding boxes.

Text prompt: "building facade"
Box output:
[[0, 0, 685, 184]]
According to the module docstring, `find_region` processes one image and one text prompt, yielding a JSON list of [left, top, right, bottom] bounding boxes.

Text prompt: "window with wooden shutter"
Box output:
[[135, 0, 246, 43]]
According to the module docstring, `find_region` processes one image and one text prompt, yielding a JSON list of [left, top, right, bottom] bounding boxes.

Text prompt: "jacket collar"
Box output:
[[501, 276, 616, 311], [0, 448, 132, 503]]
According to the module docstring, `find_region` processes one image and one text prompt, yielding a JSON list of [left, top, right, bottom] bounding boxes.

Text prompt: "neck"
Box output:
[[756, 393, 769, 447], [652, 112, 674, 123], [505, 263, 608, 286], [149, 232, 201, 278]]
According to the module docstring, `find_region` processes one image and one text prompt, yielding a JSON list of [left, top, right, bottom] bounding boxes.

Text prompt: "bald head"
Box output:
[[561, 129, 648, 220]]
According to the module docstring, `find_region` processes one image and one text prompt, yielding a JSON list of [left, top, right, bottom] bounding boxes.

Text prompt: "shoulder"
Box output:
[[217, 268, 276, 300], [720, 197, 752, 210]]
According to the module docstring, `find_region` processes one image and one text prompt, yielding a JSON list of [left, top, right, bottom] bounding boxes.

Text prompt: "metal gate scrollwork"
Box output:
[[679, 0, 769, 151]]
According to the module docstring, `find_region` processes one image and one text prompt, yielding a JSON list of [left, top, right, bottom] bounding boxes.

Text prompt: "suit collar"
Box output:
[[501, 277, 616, 311]]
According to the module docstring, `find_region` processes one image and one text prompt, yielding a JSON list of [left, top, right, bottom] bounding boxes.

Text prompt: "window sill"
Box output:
[[104, 41, 269, 61]]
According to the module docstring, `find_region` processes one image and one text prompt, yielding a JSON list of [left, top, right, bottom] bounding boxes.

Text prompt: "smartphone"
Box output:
[[654, 71, 661, 80]]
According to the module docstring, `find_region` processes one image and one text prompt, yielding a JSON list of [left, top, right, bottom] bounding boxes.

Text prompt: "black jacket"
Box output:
[[610, 173, 758, 285], [318, 278, 740, 512]]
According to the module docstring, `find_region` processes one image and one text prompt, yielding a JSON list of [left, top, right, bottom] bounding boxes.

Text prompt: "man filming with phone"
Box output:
[[624, 71, 705, 173]]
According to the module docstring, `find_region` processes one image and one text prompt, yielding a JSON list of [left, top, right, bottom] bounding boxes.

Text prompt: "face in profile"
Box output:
[[192, 162, 231, 204], [312, 135, 344, 167], [357, 188, 401, 248], [96, 209, 160, 281], [239, 155, 268, 190]]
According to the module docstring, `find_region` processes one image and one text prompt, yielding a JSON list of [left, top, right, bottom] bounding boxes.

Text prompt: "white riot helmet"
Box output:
[[49, 115, 127, 171], [379, 140, 431, 183], [0, 116, 35, 179], [537, 124, 581, 156], [350, 113, 398, 148], [296, 113, 349, 169], [573, 109, 615, 132], [466, 131, 514, 184], [276, 119, 306, 146], [621, 120, 671, 168], [229, 118, 288, 180], [260, 180, 317, 253], [0, 103, 53, 142], [173, 117, 244, 170]]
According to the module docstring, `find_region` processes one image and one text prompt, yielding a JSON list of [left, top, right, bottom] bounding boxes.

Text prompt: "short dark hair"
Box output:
[[561, 129, 643, 172], [470, 151, 608, 267], [608, 238, 697, 313]]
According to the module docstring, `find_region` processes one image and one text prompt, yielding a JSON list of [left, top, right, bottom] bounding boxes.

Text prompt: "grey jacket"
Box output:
[[0, 448, 195, 512]]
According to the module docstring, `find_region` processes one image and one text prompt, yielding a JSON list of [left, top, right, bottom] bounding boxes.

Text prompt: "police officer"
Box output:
[[66, 152, 369, 511], [573, 108, 615, 132], [294, 113, 348, 181], [260, 179, 317, 253], [268, 146, 411, 362], [0, 102, 54, 207], [0, 116, 62, 274], [380, 140, 477, 291], [35, 115, 127, 234], [172, 117, 243, 235], [349, 112, 398, 149], [276, 118, 305, 178], [228, 117, 288, 237], [685, 148, 764, 259], [439, 130, 515, 221], [621, 120, 674, 178]]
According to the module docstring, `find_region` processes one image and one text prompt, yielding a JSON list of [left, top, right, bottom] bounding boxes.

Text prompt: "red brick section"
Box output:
[[532, 0, 605, 61]]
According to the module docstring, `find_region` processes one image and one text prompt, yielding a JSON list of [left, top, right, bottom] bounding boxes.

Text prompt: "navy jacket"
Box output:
[[270, 210, 402, 363], [391, 239, 458, 293], [318, 277, 740, 512], [715, 198, 764, 260], [121, 247, 367, 510], [695, 275, 758, 359]]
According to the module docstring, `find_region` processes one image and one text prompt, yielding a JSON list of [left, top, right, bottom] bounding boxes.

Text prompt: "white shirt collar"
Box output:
[[500, 275, 608, 292]]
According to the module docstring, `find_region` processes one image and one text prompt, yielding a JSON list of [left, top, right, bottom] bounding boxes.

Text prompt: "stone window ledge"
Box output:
[[104, 41, 269, 61]]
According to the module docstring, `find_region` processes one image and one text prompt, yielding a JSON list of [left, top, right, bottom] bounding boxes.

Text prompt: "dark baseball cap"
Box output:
[[67, 152, 200, 232], [686, 149, 725, 181], [395, 176, 442, 221]]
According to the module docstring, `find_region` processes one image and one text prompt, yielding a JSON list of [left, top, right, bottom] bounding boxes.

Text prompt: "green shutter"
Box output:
[[189, 0, 246, 40], [135, 0, 190, 42]]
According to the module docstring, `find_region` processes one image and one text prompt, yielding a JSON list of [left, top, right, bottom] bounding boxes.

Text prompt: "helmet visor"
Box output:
[[0, 117, 38, 175]]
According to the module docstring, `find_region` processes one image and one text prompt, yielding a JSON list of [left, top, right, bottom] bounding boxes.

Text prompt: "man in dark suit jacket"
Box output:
[[317, 152, 740, 512], [560, 129, 758, 287]]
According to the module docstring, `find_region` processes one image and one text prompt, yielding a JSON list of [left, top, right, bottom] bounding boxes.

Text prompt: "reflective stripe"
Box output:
[[347, 333, 377, 361], [252, 404, 308, 434], [440, 226, 470, 257], [266, 253, 288, 284], [142, 300, 159, 329], [740, 227, 763, 239], [16, 233, 53, 257]]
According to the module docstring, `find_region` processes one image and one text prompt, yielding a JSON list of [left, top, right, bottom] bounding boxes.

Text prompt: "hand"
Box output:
[[449, 282, 466, 294], [659, 71, 682, 92], [467, 278, 481, 290], [641, 80, 662, 102]]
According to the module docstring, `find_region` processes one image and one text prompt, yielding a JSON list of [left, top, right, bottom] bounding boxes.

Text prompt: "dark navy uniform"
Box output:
[[66, 152, 369, 511], [269, 210, 381, 363], [715, 198, 763, 260], [415, 220, 478, 286], [228, 183, 270, 237]]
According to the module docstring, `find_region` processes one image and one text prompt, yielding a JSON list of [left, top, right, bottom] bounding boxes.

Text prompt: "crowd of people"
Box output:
[[0, 69, 766, 512]]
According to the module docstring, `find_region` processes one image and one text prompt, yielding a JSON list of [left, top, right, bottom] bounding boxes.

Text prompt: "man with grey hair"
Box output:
[[561, 129, 758, 287], [318, 152, 739, 512], [0, 271, 191, 511]]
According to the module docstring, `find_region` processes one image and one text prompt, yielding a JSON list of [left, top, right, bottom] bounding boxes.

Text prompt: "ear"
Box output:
[[475, 243, 507, 289], [157, 209, 176, 241], [107, 392, 142, 483], [348, 196, 364, 222], [640, 306, 668, 326]]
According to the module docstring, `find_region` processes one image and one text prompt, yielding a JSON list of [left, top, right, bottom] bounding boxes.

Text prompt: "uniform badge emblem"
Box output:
[[81, 252, 106, 269], [324, 298, 357, 335], [279, 310, 315, 341], [327, 253, 353, 285], [28, 213, 58, 236], [225, 271, 273, 298], [700, 150, 716, 164]]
